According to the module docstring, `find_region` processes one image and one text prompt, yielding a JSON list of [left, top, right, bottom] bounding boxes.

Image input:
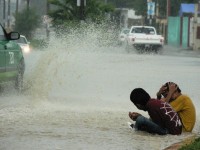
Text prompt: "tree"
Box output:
[[85, 0, 114, 22], [48, 0, 114, 25], [14, 8, 40, 39], [48, 0, 78, 25]]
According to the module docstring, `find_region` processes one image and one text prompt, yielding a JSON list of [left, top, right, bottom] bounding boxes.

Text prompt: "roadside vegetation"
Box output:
[[179, 137, 200, 150], [48, 0, 114, 24], [14, 8, 40, 39]]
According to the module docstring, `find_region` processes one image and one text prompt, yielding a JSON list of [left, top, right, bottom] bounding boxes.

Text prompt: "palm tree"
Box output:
[[48, 0, 114, 25], [48, 0, 78, 24]]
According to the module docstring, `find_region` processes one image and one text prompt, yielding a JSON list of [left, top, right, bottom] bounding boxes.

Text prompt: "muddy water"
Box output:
[[0, 35, 200, 150]]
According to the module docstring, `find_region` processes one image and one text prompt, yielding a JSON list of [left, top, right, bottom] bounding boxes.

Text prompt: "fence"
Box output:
[[167, 16, 190, 49]]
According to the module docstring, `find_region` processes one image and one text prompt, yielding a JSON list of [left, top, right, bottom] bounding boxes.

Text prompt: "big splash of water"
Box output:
[[1, 23, 200, 150]]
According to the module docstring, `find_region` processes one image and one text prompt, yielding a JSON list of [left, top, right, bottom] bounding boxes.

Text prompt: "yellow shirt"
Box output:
[[170, 95, 196, 132]]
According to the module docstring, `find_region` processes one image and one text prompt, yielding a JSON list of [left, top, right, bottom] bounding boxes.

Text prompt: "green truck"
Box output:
[[0, 24, 25, 92]]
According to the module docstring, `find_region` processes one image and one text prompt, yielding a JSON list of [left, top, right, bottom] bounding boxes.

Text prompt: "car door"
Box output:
[[0, 24, 21, 80], [4, 36, 23, 81]]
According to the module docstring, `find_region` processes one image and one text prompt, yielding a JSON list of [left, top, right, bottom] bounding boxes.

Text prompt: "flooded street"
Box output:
[[0, 40, 200, 150]]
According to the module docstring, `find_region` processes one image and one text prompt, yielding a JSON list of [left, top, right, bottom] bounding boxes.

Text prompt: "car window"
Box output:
[[132, 27, 155, 34], [132, 28, 143, 33], [15, 37, 27, 44], [144, 28, 155, 34], [0, 25, 6, 40]]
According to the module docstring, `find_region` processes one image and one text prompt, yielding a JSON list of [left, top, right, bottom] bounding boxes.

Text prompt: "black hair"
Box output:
[[164, 82, 181, 93], [130, 88, 151, 106]]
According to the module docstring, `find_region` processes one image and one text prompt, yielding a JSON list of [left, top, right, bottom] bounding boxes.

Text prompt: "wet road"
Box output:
[[0, 42, 200, 150]]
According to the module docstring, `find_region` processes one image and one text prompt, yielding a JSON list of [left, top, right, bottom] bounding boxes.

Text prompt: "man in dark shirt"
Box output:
[[129, 88, 182, 135]]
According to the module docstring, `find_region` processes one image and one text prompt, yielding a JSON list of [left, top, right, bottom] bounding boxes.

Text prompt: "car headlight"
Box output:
[[21, 45, 30, 53]]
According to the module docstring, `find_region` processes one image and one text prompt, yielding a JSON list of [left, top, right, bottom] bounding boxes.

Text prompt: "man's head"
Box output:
[[130, 88, 150, 111], [162, 82, 181, 99]]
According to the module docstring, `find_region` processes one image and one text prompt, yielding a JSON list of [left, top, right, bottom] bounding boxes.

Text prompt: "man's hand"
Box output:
[[168, 83, 177, 94], [157, 85, 167, 98], [129, 112, 141, 121], [162, 82, 177, 102]]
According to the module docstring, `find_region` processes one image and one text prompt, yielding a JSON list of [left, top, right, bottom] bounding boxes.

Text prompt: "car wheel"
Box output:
[[15, 59, 25, 92]]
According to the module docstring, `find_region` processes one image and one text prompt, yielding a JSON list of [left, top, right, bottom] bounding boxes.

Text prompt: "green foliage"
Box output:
[[48, 0, 79, 25], [85, 0, 114, 22], [48, 0, 114, 26], [132, 0, 147, 16], [14, 8, 40, 39], [97, 0, 135, 8], [179, 137, 200, 150], [107, 0, 135, 8]]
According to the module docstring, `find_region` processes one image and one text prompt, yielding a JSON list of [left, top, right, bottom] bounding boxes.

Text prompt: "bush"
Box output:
[[14, 8, 40, 39]]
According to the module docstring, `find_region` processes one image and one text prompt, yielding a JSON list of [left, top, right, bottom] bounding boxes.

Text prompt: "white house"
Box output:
[[116, 8, 142, 28]]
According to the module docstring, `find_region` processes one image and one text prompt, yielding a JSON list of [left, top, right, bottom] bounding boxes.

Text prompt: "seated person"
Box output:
[[129, 88, 182, 135], [156, 82, 196, 132]]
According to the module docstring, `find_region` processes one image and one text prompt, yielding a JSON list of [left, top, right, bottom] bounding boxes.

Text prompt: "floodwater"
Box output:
[[0, 30, 200, 150]]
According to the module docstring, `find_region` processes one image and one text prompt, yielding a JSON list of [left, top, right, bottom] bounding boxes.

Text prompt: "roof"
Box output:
[[179, 3, 199, 16]]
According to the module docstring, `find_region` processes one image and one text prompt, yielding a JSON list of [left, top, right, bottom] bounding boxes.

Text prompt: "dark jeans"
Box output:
[[135, 115, 168, 135]]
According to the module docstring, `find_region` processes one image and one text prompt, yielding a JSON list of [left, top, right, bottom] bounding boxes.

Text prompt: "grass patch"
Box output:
[[179, 137, 200, 150]]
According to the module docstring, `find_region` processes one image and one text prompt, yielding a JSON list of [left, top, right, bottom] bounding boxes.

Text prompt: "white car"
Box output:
[[119, 28, 130, 44], [125, 26, 164, 52], [15, 35, 31, 54]]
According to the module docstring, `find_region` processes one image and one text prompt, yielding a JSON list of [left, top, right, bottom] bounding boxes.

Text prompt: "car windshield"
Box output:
[[131, 27, 155, 34], [0, 25, 6, 40]]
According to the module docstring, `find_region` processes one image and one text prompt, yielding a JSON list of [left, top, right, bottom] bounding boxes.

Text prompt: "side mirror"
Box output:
[[7, 32, 20, 40]]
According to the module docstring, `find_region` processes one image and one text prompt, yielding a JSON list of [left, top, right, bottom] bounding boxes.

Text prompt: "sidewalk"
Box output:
[[162, 45, 200, 58]]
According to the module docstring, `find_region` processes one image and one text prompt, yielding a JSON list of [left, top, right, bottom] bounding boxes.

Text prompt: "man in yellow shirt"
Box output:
[[156, 82, 196, 132]]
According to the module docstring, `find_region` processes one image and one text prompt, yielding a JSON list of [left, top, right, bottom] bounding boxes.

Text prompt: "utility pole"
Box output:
[[7, 0, 10, 29], [193, 3, 198, 50], [80, 0, 85, 21], [147, 0, 155, 26], [27, 0, 30, 10], [3, 0, 6, 27], [77, 0, 86, 22], [46, 0, 50, 39], [16, 0, 19, 14], [156, 2, 159, 23], [166, 0, 170, 18]]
